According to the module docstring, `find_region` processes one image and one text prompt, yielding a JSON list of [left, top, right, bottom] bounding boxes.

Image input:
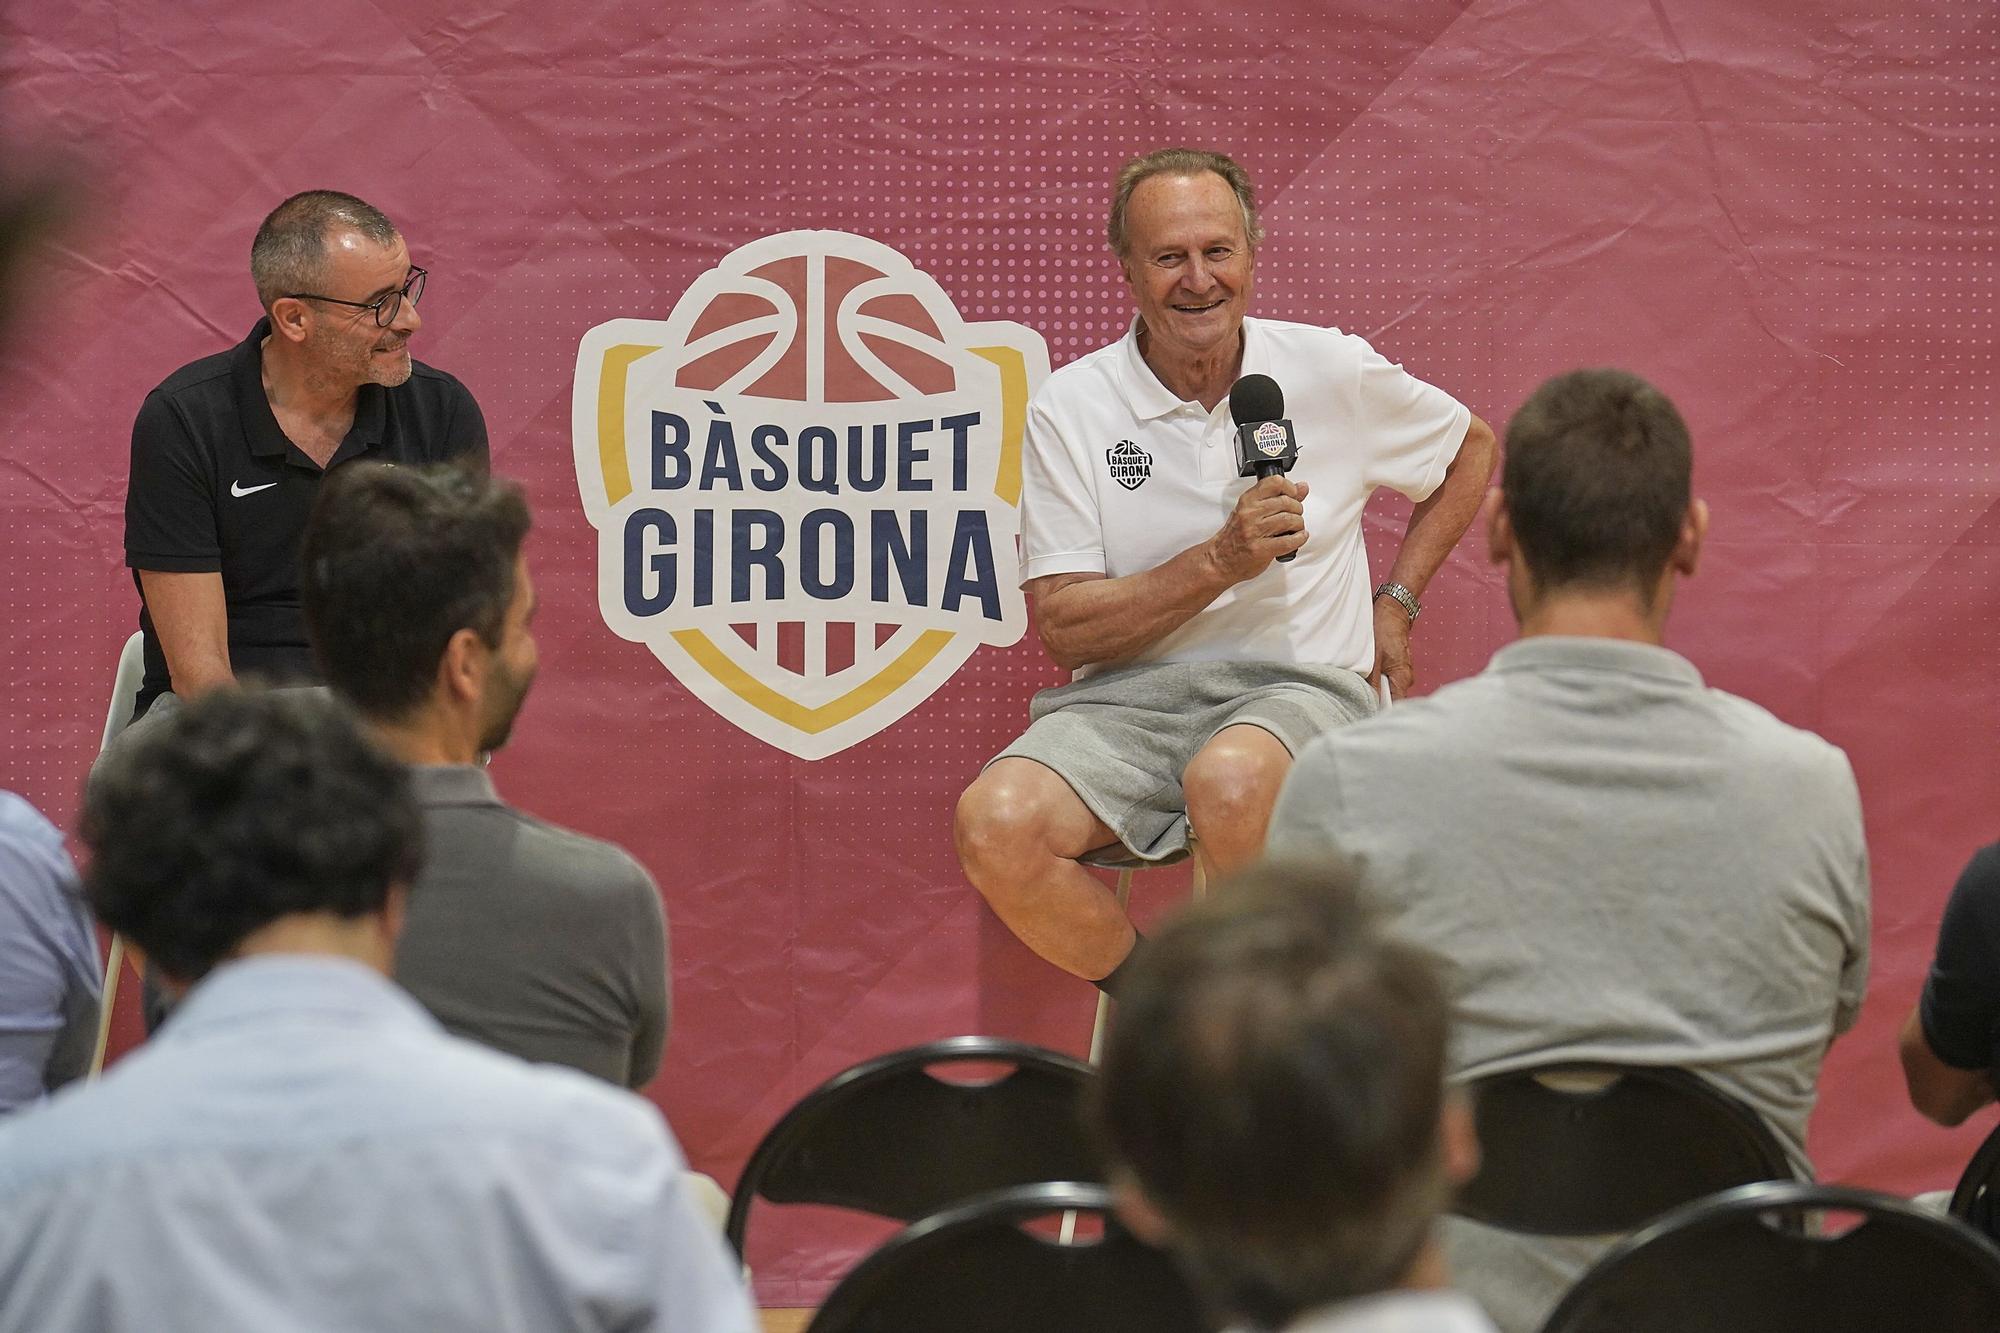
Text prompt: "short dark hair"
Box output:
[[1092, 861, 1452, 1331], [250, 189, 398, 308], [81, 690, 420, 983], [301, 462, 530, 721], [1502, 368, 1693, 594], [1108, 148, 1263, 259]]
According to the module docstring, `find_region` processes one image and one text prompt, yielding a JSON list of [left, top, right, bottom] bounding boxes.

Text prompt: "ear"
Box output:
[[1439, 1091, 1481, 1187], [267, 297, 312, 344], [1672, 497, 1709, 577], [438, 626, 487, 705], [1110, 1174, 1174, 1248], [1483, 487, 1512, 567]]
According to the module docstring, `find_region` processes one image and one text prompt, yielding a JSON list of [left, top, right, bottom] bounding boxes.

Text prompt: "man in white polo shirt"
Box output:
[[955, 148, 1495, 990]]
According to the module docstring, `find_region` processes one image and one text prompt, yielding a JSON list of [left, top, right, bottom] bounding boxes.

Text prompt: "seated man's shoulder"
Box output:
[[467, 800, 657, 901], [423, 1034, 669, 1147], [403, 357, 476, 400], [1701, 685, 1856, 785], [1299, 672, 1495, 765], [1251, 317, 1383, 363], [0, 790, 59, 846], [1035, 338, 1127, 400], [147, 344, 237, 402]]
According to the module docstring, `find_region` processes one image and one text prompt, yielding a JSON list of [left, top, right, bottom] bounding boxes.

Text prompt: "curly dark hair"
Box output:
[[81, 689, 422, 982]]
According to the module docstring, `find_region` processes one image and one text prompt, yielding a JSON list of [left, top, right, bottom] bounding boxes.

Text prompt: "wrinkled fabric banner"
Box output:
[[1, 0, 1994, 1304]]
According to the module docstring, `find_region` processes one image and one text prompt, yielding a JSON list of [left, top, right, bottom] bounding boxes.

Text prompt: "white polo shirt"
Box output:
[[1018, 317, 1470, 676]]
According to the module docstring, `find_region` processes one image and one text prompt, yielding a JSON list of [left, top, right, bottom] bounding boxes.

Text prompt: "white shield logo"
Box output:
[[573, 231, 1049, 759]]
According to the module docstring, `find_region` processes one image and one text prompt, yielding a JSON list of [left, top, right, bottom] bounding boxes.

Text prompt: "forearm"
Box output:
[[1382, 415, 1496, 598], [1898, 1006, 1998, 1127], [1034, 543, 1237, 671], [137, 570, 234, 697]]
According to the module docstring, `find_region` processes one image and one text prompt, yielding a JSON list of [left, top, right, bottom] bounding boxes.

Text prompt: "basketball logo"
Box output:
[[573, 230, 1049, 759]]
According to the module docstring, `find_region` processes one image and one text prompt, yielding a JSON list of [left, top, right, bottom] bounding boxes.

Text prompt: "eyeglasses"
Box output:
[[285, 266, 427, 327]]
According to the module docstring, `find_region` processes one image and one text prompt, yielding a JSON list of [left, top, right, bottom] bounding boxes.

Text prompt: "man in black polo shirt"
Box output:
[[1900, 841, 2000, 1127], [123, 190, 487, 719]]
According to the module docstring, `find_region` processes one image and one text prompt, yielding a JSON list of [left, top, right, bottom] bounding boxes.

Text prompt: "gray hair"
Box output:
[[250, 190, 398, 308], [1107, 148, 1263, 259]]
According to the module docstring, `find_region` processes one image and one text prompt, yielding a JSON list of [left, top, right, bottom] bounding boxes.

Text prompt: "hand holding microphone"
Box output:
[[1213, 373, 1306, 575]]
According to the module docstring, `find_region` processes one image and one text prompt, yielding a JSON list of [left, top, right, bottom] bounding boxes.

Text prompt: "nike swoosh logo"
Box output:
[[230, 480, 279, 498]]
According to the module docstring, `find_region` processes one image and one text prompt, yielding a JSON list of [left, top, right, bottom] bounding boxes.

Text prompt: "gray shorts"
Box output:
[[992, 660, 1377, 862]]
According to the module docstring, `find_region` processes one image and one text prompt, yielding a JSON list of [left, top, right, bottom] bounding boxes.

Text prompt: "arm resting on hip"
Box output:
[[1378, 413, 1497, 601]]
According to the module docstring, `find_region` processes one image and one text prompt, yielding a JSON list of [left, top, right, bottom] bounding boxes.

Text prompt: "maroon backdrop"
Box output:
[[4, 0, 1996, 1302]]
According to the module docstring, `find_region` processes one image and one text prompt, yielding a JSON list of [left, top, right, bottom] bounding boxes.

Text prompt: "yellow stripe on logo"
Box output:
[[598, 344, 662, 506], [671, 628, 957, 734], [969, 344, 1027, 506]]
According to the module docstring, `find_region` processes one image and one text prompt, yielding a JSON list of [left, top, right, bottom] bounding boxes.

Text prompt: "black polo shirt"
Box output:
[[124, 317, 488, 716]]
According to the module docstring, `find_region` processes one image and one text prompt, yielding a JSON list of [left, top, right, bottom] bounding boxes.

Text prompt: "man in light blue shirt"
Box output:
[[0, 791, 100, 1113], [0, 690, 755, 1333]]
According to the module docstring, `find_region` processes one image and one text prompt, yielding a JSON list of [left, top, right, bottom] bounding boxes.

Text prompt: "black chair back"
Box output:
[[726, 1036, 1101, 1257], [1541, 1181, 2000, 1332], [1951, 1118, 2000, 1243], [1455, 1063, 1793, 1235], [805, 1182, 1207, 1333]]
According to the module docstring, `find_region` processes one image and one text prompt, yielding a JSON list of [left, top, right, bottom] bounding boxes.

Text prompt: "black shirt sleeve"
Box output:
[[443, 375, 489, 471], [1919, 842, 2000, 1072], [125, 390, 220, 573]]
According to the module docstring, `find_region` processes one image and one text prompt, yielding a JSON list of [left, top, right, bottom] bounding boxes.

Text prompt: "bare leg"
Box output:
[[955, 758, 1133, 980], [1181, 724, 1293, 881]]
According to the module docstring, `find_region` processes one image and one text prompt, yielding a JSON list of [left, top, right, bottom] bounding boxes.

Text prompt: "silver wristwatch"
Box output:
[[1373, 581, 1420, 623]]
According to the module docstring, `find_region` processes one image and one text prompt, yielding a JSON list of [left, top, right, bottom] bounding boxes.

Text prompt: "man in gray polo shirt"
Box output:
[[301, 462, 668, 1089], [1266, 368, 1870, 1333]]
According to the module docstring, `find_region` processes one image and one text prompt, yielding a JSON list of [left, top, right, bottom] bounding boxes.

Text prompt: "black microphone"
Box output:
[[1229, 373, 1301, 563]]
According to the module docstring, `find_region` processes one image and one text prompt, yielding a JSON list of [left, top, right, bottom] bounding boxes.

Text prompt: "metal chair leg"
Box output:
[[1086, 867, 1134, 1066], [89, 935, 124, 1079]]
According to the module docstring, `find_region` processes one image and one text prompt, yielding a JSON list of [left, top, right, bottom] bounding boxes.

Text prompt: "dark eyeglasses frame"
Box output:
[[284, 266, 427, 327]]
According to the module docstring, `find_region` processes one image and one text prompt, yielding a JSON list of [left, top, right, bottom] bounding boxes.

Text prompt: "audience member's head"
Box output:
[[1494, 368, 1705, 616], [249, 189, 398, 311], [1092, 861, 1474, 1331], [1107, 146, 1263, 260], [250, 189, 422, 391], [301, 462, 535, 755], [81, 689, 420, 987]]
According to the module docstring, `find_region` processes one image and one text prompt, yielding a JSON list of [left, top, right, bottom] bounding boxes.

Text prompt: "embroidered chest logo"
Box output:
[[1106, 440, 1152, 491]]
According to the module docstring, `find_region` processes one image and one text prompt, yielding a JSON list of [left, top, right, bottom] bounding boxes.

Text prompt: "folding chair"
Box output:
[[804, 1182, 1204, 1333], [725, 1037, 1100, 1264], [1541, 1181, 2000, 1332], [1454, 1062, 1794, 1236]]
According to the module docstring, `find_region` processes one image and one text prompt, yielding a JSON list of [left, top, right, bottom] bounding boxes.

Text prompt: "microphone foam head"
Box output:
[[1229, 373, 1285, 424]]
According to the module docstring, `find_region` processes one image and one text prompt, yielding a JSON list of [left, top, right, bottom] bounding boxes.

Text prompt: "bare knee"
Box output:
[[955, 767, 1057, 888], [1182, 730, 1291, 848]]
